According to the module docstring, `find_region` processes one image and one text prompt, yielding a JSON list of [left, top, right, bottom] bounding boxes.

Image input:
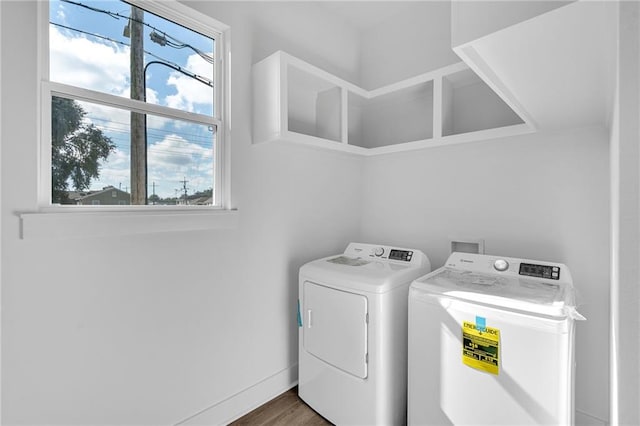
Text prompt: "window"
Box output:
[[41, 0, 229, 208]]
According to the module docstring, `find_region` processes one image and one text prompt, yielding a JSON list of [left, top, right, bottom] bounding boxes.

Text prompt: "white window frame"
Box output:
[[21, 0, 236, 239], [37, 0, 232, 212]]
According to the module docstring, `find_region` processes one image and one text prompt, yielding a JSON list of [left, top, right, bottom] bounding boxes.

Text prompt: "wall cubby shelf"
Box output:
[[252, 51, 533, 156]]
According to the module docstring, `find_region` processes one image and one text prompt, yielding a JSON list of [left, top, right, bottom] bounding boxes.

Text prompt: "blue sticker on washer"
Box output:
[[476, 316, 486, 332], [297, 300, 303, 327]]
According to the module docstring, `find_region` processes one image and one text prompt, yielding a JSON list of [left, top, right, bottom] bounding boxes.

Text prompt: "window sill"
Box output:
[[20, 207, 239, 239]]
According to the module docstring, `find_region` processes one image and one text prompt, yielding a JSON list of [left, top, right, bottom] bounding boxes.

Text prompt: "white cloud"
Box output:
[[165, 53, 214, 114], [148, 134, 212, 167], [94, 148, 130, 190], [49, 26, 130, 97], [55, 4, 66, 23], [79, 101, 131, 136], [49, 26, 214, 116], [92, 135, 213, 198], [145, 88, 159, 105], [146, 134, 213, 197], [50, 27, 214, 198]]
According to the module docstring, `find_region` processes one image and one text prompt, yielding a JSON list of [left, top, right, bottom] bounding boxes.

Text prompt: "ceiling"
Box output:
[[315, 1, 425, 32]]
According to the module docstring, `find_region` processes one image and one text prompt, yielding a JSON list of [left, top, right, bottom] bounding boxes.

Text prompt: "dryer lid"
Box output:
[[301, 255, 428, 293], [299, 243, 431, 294], [326, 256, 371, 267]]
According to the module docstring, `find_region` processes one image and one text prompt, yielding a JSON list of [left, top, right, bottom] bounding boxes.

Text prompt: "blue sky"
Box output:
[[49, 0, 216, 199]]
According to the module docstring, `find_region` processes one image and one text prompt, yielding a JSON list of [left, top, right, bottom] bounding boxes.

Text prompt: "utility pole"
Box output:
[[180, 177, 189, 205], [130, 5, 146, 205], [151, 181, 158, 204]]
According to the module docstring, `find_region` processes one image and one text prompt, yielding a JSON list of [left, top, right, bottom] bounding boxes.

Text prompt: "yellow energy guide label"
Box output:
[[462, 320, 500, 375]]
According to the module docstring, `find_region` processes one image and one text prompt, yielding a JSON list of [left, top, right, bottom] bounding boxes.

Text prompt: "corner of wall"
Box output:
[[610, 1, 640, 424]]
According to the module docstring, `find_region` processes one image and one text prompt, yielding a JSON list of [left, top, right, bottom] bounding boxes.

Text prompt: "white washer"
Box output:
[[298, 242, 431, 425], [408, 252, 585, 425]]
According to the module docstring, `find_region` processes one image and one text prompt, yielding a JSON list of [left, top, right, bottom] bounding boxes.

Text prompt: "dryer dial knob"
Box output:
[[494, 259, 509, 272], [374, 247, 384, 257]]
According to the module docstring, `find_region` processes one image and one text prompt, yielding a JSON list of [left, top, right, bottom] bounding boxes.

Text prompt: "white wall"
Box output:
[[216, 1, 363, 87], [446, 80, 523, 135], [356, 3, 612, 421], [359, 127, 610, 423], [0, 0, 3, 421], [0, 1, 618, 425], [1, 1, 363, 424], [609, 1, 640, 424], [359, 1, 459, 89]]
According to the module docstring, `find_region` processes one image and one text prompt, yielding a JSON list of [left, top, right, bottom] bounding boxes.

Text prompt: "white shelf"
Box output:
[[252, 51, 532, 156]]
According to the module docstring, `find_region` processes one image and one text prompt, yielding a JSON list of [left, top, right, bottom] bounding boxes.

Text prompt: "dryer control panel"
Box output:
[[389, 249, 413, 262], [343, 243, 430, 269]]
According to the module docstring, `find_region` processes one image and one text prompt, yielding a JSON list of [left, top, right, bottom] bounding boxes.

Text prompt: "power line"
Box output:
[[51, 21, 129, 48], [50, 21, 214, 87], [80, 116, 216, 142], [59, 0, 214, 63], [50, 3, 216, 199], [51, 21, 180, 71], [145, 60, 213, 88]]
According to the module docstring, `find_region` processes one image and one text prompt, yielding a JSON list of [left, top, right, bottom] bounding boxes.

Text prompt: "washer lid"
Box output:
[[411, 268, 583, 319]]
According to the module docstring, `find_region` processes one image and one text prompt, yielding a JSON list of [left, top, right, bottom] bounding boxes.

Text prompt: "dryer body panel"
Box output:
[[303, 281, 368, 379]]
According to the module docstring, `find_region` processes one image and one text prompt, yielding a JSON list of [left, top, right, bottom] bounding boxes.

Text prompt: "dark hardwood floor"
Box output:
[[230, 387, 332, 426]]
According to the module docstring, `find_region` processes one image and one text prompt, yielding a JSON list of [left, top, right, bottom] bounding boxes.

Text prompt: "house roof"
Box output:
[[75, 186, 130, 200]]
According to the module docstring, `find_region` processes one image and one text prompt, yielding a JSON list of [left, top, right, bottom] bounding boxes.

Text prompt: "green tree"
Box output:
[[51, 97, 115, 203]]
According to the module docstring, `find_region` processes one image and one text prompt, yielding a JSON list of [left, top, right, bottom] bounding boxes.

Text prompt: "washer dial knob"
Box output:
[[374, 247, 384, 257], [494, 259, 509, 272]]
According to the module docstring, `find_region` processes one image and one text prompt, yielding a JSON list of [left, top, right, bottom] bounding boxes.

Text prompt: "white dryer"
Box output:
[[298, 242, 431, 425], [408, 252, 585, 425]]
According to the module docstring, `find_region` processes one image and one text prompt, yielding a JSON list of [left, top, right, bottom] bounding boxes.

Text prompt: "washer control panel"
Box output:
[[519, 262, 560, 280], [493, 259, 509, 271], [445, 252, 570, 283]]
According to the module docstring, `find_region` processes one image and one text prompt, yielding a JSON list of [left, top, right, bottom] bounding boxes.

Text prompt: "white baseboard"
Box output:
[[175, 365, 298, 426]]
